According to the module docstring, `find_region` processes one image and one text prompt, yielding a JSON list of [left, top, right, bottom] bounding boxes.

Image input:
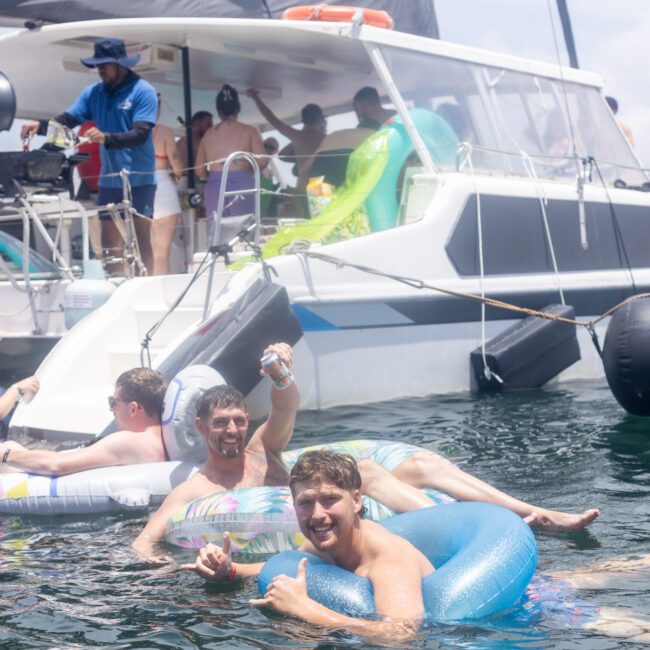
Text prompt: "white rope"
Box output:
[[459, 142, 503, 386], [519, 152, 566, 305]]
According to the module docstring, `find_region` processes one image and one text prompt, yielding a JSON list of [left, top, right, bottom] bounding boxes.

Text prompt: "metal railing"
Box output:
[[0, 191, 90, 334], [202, 151, 265, 321], [140, 151, 267, 366]]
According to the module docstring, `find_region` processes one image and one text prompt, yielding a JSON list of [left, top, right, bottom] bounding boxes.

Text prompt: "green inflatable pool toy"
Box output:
[[245, 109, 459, 263]]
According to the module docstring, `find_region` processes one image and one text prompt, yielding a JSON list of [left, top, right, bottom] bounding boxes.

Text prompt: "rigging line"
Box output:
[[590, 156, 638, 295], [300, 250, 650, 329], [450, 142, 650, 174], [463, 144, 502, 384], [520, 152, 565, 305], [139, 249, 212, 367], [546, 0, 579, 164]]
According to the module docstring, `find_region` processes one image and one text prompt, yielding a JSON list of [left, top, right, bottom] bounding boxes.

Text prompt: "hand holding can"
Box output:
[[261, 347, 294, 391]]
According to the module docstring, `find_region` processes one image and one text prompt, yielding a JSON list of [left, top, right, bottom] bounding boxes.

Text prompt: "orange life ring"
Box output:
[[281, 4, 394, 30]]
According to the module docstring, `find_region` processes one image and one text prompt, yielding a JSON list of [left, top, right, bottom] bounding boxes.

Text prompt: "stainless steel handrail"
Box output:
[[202, 151, 263, 321]]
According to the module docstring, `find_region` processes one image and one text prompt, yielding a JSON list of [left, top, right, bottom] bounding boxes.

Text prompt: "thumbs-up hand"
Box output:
[[250, 557, 310, 615], [180, 531, 235, 582]]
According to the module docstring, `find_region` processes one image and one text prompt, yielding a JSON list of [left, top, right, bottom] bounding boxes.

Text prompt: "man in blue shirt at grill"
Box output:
[[22, 38, 158, 274]]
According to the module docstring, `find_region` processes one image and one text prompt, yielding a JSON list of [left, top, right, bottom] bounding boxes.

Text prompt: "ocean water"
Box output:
[[1, 380, 650, 649]]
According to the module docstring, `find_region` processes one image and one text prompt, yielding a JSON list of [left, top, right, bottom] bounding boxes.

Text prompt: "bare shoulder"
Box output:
[[177, 469, 225, 502], [102, 428, 165, 463], [95, 429, 134, 449], [365, 521, 433, 574], [156, 124, 173, 137]]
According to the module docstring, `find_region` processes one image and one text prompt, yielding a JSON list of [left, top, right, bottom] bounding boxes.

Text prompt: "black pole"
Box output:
[[181, 45, 195, 189], [556, 0, 579, 69]]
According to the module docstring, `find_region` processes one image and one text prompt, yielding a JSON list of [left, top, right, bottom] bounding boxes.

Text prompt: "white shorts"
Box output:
[[154, 170, 181, 219]]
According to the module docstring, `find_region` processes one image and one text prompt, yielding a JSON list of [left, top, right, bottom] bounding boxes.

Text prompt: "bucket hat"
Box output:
[[80, 38, 140, 69]]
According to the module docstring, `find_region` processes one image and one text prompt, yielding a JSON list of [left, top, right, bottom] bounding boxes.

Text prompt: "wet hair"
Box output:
[[301, 103, 324, 126], [605, 96, 618, 114], [115, 368, 166, 420], [196, 384, 247, 420], [353, 86, 381, 105], [290, 449, 366, 518], [216, 84, 241, 117], [192, 110, 213, 124]]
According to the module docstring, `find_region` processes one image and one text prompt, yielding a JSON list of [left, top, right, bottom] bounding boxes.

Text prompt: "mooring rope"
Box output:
[[300, 250, 650, 330]]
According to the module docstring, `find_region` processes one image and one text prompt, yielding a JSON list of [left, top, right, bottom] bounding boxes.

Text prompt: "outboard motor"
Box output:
[[603, 296, 650, 415]]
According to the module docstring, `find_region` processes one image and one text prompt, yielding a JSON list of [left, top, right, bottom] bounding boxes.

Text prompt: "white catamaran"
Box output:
[[1, 10, 647, 441]]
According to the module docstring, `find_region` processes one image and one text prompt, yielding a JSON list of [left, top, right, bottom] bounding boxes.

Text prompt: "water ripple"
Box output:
[[0, 381, 648, 648]]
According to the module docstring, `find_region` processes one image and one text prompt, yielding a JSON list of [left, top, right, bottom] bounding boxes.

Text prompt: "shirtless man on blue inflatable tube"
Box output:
[[184, 449, 432, 642]]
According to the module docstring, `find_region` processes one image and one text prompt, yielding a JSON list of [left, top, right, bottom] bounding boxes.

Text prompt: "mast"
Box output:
[[556, 0, 579, 69]]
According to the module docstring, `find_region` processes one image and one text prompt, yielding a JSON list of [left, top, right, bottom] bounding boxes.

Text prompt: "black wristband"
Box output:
[[2, 449, 10, 464]]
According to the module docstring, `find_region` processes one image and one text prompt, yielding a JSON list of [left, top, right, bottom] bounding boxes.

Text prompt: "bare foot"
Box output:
[[524, 508, 599, 531]]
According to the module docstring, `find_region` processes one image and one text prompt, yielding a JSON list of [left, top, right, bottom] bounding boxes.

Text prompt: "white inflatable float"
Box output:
[[0, 365, 222, 514]]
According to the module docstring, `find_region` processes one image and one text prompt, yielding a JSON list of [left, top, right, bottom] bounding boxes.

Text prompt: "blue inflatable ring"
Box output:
[[259, 502, 537, 622]]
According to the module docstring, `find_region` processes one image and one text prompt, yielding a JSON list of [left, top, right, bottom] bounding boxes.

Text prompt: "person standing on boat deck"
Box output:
[[176, 110, 213, 221], [151, 93, 183, 276], [0, 368, 166, 475], [184, 450, 432, 642], [245, 89, 326, 200], [20, 37, 158, 275], [176, 110, 213, 173], [353, 86, 395, 130], [194, 85, 267, 241], [605, 96, 635, 149]]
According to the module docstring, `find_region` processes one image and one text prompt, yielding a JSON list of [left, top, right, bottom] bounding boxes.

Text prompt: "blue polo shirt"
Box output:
[[67, 74, 157, 188]]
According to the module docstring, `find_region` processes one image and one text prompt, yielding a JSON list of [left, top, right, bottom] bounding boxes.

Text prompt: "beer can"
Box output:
[[260, 351, 294, 390]]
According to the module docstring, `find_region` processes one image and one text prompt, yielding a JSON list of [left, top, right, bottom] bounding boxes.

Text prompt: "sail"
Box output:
[[0, 1, 439, 38]]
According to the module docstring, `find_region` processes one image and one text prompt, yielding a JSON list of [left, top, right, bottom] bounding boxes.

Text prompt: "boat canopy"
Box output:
[[0, 16, 641, 184], [0, 0, 439, 37]]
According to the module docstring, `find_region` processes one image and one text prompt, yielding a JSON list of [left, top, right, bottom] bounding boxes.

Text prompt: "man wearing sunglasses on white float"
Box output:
[[0, 368, 166, 475]]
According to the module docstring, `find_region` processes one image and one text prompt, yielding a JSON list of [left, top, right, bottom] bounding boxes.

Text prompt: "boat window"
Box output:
[[377, 45, 488, 170], [484, 67, 644, 185], [378, 45, 644, 186], [447, 194, 650, 276]]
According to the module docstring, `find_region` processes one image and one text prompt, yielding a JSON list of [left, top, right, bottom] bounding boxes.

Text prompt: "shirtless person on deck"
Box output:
[[0, 368, 166, 475], [184, 449, 432, 642]]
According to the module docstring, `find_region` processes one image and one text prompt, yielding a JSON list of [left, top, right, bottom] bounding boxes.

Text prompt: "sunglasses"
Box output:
[[108, 395, 131, 410]]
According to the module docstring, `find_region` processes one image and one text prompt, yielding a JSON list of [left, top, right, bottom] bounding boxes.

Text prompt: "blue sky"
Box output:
[[0, 3, 647, 166]]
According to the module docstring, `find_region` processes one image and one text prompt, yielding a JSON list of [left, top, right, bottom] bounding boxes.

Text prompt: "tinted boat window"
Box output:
[[447, 195, 650, 276]]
